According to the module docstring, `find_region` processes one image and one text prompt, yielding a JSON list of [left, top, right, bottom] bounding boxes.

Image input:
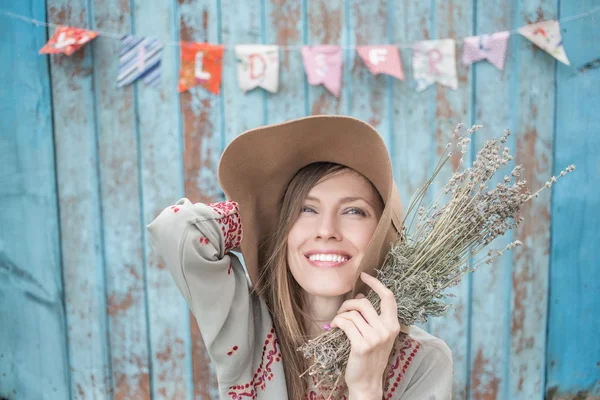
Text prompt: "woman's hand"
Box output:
[[328, 272, 400, 399]]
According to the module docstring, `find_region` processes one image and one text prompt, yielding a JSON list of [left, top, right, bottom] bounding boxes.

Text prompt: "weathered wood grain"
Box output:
[[221, 0, 266, 145], [390, 0, 434, 341], [2, 2, 599, 399], [178, 0, 223, 398], [306, 0, 346, 115], [261, 5, 308, 344], [264, 0, 305, 123], [510, 1, 555, 398], [391, 0, 434, 211], [547, 0, 600, 398], [427, 1, 473, 398], [46, 0, 113, 398], [468, 2, 517, 399], [348, 0, 391, 148], [0, 1, 70, 399], [91, 0, 151, 397], [133, 0, 192, 398]]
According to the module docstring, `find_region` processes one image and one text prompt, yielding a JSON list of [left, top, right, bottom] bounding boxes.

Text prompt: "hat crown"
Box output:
[[218, 115, 402, 291]]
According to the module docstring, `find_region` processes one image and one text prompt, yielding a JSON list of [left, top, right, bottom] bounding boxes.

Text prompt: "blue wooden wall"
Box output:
[[0, 0, 598, 399]]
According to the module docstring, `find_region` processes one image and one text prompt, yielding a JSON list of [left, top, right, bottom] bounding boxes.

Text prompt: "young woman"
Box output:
[[148, 115, 453, 400]]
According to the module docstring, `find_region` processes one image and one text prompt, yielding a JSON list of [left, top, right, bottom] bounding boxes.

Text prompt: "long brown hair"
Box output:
[[254, 162, 349, 400]]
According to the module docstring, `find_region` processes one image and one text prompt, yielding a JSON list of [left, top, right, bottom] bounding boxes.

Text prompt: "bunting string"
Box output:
[[1, 7, 598, 49], [1, 6, 598, 94]]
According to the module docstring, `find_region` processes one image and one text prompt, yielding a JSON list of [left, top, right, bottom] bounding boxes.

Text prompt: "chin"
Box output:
[[301, 281, 352, 298]]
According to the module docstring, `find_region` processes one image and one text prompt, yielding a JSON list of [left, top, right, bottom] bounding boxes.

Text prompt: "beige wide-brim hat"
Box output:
[[218, 115, 403, 295]]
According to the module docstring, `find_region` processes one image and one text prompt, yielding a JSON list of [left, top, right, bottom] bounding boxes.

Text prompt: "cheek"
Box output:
[[343, 221, 378, 251]]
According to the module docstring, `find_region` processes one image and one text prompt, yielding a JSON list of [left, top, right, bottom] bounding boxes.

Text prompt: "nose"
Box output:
[[315, 213, 342, 241]]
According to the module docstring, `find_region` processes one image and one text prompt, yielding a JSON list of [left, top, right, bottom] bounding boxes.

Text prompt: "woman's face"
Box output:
[[287, 169, 383, 297]]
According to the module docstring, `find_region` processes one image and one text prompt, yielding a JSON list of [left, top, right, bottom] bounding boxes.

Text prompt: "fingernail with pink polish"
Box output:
[[323, 323, 331, 331]]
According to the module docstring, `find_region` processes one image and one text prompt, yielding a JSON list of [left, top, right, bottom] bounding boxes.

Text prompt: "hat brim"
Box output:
[[218, 115, 403, 291]]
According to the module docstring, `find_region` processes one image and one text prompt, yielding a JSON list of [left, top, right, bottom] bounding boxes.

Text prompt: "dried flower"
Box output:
[[298, 124, 575, 394]]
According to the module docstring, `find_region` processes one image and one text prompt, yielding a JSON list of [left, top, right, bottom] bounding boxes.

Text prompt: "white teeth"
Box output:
[[308, 254, 349, 263]]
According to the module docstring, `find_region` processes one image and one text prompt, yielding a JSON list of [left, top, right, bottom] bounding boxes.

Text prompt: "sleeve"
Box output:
[[398, 346, 453, 400], [146, 198, 258, 385]]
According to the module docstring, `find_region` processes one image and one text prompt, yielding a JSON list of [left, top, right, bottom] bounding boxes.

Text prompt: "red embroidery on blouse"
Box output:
[[199, 236, 209, 245], [170, 206, 180, 213], [228, 345, 239, 356], [228, 263, 233, 275], [207, 201, 243, 253], [305, 376, 347, 400], [383, 334, 421, 399], [228, 328, 282, 399]]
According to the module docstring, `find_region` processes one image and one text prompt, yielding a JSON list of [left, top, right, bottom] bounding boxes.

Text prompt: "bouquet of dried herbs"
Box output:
[[298, 124, 575, 390]]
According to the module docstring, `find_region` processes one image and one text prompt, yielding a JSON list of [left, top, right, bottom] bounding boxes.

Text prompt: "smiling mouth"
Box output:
[[305, 254, 352, 268]]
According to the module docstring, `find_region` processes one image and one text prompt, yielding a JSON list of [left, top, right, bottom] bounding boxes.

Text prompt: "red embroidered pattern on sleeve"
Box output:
[[227, 328, 282, 399], [305, 376, 347, 400], [207, 201, 243, 253], [383, 334, 421, 399]]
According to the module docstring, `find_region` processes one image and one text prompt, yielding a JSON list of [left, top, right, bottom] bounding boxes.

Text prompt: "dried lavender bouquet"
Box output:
[[298, 123, 575, 388]]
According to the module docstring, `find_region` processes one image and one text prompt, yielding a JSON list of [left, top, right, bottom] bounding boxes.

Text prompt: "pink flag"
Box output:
[[301, 46, 343, 97], [356, 45, 404, 80], [462, 31, 510, 70]]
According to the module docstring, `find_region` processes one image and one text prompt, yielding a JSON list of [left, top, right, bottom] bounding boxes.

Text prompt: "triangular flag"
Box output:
[[39, 26, 98, 56], [301, 46, 343, 97], [462, 31, 510, 70], [178, 42, 224, 94], [235, 45, 280, 93], [356, 45, 404, 80], [117, 35, 164, 88], [518, 20, 570, 65], [412, 39, 458, 92]]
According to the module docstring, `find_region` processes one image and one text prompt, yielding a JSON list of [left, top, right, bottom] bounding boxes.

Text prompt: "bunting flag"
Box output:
[[518, 20, 570, 65], [301, 46, 343, 98], [235, 45, 280, 93], [356, 45, 404, 80], [178, 42, 224, 94], [117, 35, 164, 88], [412, 39, 458, 92], [39, 26, 98, 56], [462, 31, 510, 70]]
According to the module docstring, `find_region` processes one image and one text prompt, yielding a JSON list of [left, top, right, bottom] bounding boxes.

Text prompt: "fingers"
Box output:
[[337, 298, 381, 327], [360, 272, 401, 332]]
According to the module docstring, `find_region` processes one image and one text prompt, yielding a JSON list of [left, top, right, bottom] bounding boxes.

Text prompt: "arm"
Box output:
[[147, 198, 256, 384]]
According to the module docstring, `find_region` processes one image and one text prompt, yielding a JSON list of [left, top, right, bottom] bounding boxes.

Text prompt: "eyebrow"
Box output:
[[305, 196, 376, 209]]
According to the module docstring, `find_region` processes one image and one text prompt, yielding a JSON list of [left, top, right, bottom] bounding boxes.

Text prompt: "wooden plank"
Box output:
[[467, 1, 517, 399], [178, 0, 222, 398], [0, 1, 71, 399], [264, 0, 306, 123], [45, 0, 112, 398], [134, 1, 192, 398], [547, 1, 600, 398], [427, 1, 473, 399], [90, 0, 151, 397], [305, 0, 346, 115], [390, 0, 433, 338], [509, 1, 556, 398], [348, 0, 391, 148], [221, 0, 266, 145], [390, 1, 434, 213]]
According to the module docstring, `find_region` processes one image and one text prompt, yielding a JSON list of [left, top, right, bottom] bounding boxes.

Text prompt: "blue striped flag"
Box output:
[[117, 35, 163, 88]]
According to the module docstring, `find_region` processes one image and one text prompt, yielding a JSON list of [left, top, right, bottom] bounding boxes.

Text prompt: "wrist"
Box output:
[[347, 385, 383, 400]]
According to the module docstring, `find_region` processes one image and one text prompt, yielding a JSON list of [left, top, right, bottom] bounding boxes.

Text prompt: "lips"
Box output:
[[304, 251, 352, 268]]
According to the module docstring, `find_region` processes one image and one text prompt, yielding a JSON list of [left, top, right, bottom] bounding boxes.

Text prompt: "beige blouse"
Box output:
[[147, 198, 454, 399]]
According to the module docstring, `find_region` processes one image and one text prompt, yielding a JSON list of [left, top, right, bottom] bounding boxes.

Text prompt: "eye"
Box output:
[[301, 206, 316, 213], [345, 207, 366, 216]]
